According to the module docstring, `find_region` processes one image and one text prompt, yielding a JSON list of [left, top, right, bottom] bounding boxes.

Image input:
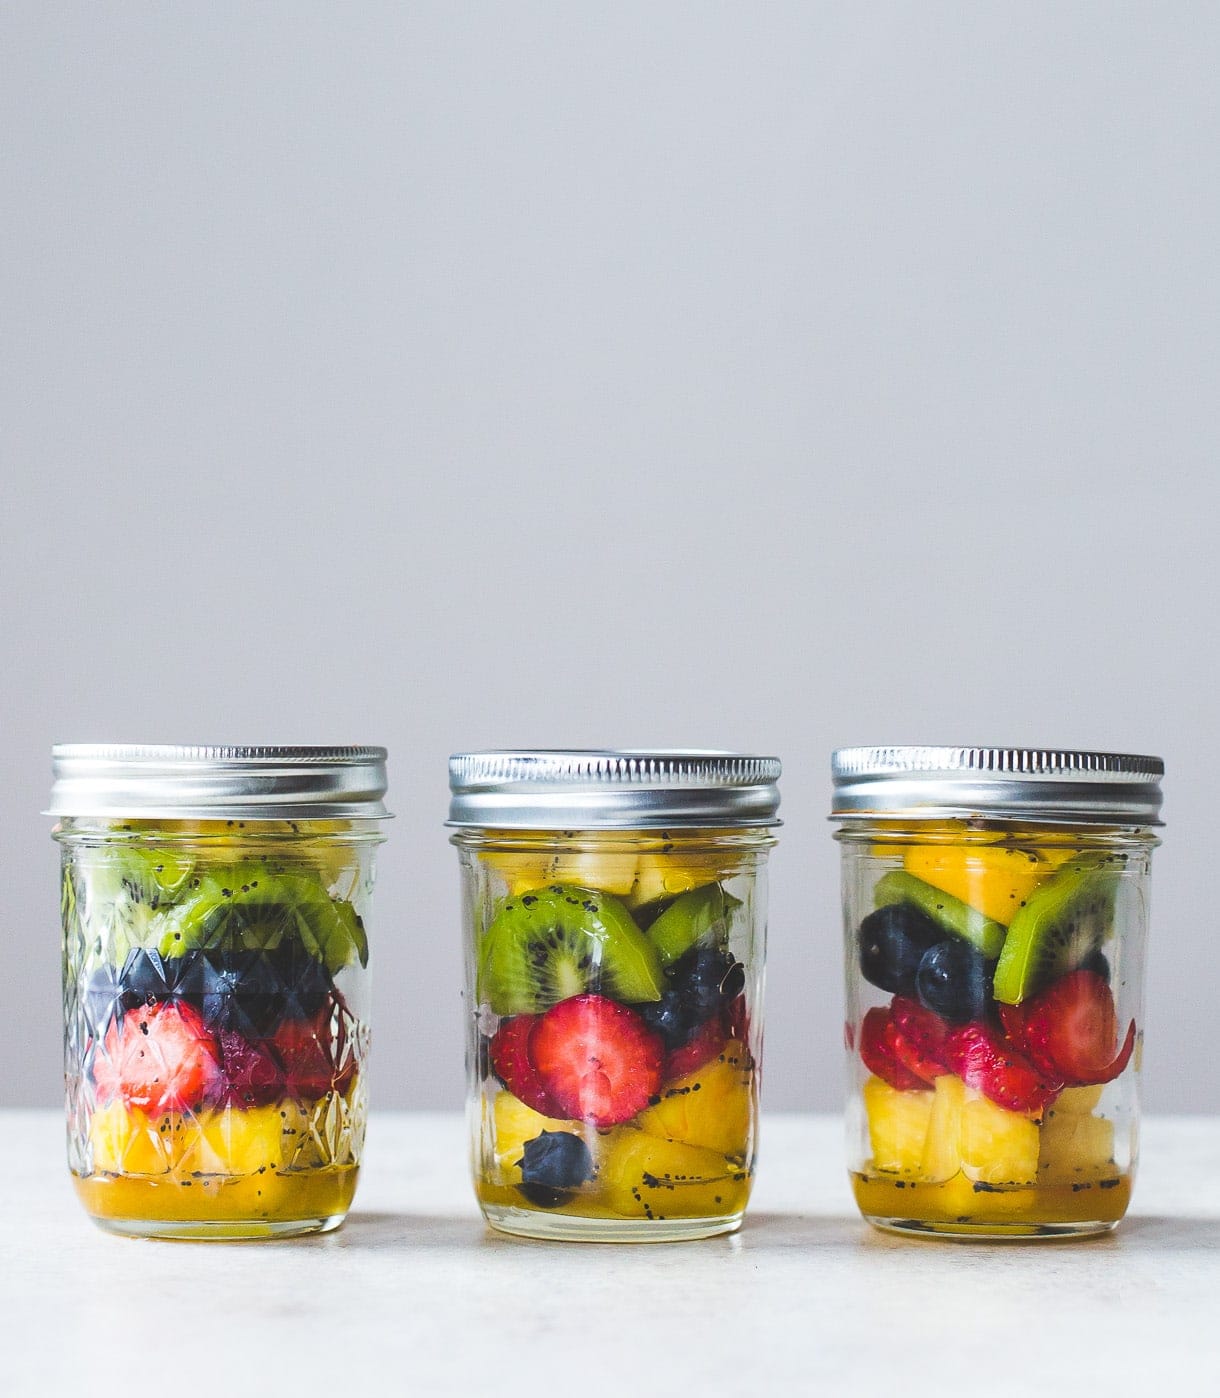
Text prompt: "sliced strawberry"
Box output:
[[859, 1006, 926, 1091], [888, 997, 952, 1085], [92, 1001, 220, 1115], [271, 998, 355, 1101], [529, 994, 663, 1127], [663, 1015, 726, 1081], [724, 993, 750, 1045], [489, 1015, 564, 1116], [1002, 970, 1136, 1087], [210, 1030, 285, 1108], [944, 1020, 1061, 1115]]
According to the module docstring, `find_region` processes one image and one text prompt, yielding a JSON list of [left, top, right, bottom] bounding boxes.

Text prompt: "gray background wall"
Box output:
[[3, 3, 1218, 1114]]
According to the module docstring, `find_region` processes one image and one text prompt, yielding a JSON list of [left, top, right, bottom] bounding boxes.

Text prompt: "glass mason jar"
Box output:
[[51, 744, 389, 1240], [449, 750, 781, 1242], [832, 746, 1163, 1240]]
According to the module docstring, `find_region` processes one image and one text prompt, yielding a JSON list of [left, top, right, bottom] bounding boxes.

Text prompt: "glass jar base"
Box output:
[[87, 1212, 347, 1241], [863, 1214, 1119, 1241], [482, 1203, 743, 1244]]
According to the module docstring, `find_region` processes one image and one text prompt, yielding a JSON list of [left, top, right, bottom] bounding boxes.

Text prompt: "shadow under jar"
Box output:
[[51, 744, 389, 1240], [449, 750, 781, 1243], [832, 746, 1163, 1240]]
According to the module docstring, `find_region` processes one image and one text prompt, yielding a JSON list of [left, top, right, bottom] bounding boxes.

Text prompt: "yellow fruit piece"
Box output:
[[902, 844, 1056, 926], [176, 1106, 288, 1177], [546, 850, 639, 896], [1038, 1112, 1116, 1181], [478, 850, 555, 897], [635, 1042, 754, 1157], [490, 1091, 580, 1179], [863, 1076, 933, 1174], [921, 1075, 966, 1183], [933, 1171, 1032, 1220], [1050, 1084, 1105, 1116], [277, 1094, 362, 1170], [89, 1102, 176, 1175], [959, 1095, 1040, 1185], [627, 854, 724, 909], [599, 1130, 747, 1220]]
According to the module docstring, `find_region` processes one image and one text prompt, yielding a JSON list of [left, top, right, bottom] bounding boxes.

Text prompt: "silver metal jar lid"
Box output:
[[48, 744, 390, 820], [831, 746, 1164, 826], [447, 750, 782, 829]]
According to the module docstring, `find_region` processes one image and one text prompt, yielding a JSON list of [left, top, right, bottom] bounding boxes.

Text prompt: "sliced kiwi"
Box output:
[[80, 847, 197, 971], [644, 883, 738, 966], [477, 883, 664, 1016], [873, 870, 1006, 960], [155, 866, 367, 975], [992, 862, 1119, 1005]]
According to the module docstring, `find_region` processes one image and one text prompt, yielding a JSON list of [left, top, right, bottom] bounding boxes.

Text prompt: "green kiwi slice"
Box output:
[[155, 865, 367, 974], [644, 883, 738, 966], [873, 870, 1006, 960], [478, 883, 664, 1016], [81, 847, 197, 971], [992, 862, 1119, 1005]]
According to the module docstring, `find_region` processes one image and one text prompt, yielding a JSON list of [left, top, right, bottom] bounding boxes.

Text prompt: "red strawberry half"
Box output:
[[272, 999, 355, 1101], [663, 1015, 726, 1081], [1000, 970, 1136, 1088], [210, 1030, 285, 1108], [944, 1020, 1060, 1115], [530, 994, 663, 1127], [888, 997, 952, 1085], [93, 1001, 220, 1115], [489, 1015, 564, 1116], [859, 1006, 926, 1092]]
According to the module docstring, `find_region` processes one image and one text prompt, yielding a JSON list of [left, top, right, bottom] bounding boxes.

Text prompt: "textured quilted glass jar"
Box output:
[[449, 750, 781, 1243], [833, 746, 1163, 1240], [51, 745, 389, 1240]]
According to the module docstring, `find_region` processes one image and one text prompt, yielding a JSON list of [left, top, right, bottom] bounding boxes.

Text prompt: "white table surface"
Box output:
[[6, 1111, 1220, 1397]]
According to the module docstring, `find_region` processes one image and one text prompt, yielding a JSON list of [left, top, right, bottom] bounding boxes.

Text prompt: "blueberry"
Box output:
[[119, 947, 202, 1005], [636, 991, 700, 1050], [857, 903, 944, 996], [915, 940, 993, 1023], [181, 947, 330, 1036], [670, 946, 746, 1020], [518, 1131, 594, 1207]]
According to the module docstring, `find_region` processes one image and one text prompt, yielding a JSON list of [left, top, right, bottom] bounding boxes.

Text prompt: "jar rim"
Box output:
[[47, 744, 391, 820], [830, 746, 1163, 826], [447, 750, 782, 829]]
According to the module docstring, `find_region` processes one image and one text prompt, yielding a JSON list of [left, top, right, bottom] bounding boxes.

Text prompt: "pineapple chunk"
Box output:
[[599, 1130, 746, 1219], [902, 844, 1056, 926], [935, 1171, 1033, 1220], [1047, 1084, 1105, 1117], [88, 1103, 176, 1175], [490, 1091, 579, 1181], [547, 849, 639, 896], [863, 1076, 934, 1174], [1039, 1112, 1116, 1181], [627, 853, 723, 909], [636, 1041, 753, 1157], [959, 1095, 1040, 1185], [921, 1075, 966, 1183], [177, 1105, 287, 1176]]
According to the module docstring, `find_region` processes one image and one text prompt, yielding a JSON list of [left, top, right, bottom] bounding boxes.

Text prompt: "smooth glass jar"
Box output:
[[832, 747, 1162, 1240], [449, 751, 781, 1242], [51, 745, 388, 1240]]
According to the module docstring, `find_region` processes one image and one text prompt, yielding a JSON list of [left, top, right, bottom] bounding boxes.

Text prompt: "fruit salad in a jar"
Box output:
[[51, 749, 385, 1241], [472, 852, 760, 1238], [839, 795, 1159, 1237], [52, 745, 387, 1240], [451, 750, 780, 1243]]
